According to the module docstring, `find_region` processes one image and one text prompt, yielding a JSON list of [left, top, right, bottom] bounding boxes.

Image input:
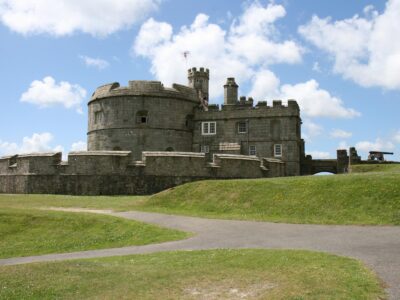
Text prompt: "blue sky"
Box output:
[[0, 0, 399, 161]]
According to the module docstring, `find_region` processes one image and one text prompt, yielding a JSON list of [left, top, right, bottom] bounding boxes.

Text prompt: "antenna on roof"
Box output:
[[183, 51, 190, 67]]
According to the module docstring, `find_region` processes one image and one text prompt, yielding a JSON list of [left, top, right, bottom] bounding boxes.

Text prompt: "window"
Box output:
[[201, 121, 216, 135], [274, 144, 282, 157], [200, 145, 210, 153], [165, 147, 174, 151], [94, 111, 103, 124], [249, 145, 256, 156], [136, 110, 148, 124], [238, 122, 247, 134]]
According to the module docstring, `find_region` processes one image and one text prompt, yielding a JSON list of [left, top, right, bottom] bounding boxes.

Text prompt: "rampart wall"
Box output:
[[0, 151, 284, 195]]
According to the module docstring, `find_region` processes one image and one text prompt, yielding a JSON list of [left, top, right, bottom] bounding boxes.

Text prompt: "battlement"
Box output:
[[194, 99, 300, 117], [90, 80, 199, 103], [187, 67, 210, 78], [0, 151, 284, 195]]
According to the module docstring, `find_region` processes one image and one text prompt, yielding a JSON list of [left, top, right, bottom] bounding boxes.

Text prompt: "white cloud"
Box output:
[[302, 119, 323, 141], [330, 129, 352, 139], [21, 76, 86, 114], [71, 141, 87, 152], [134, 2, 358, 120], [299, 0, 400, 90], [80, 55, 109, 70], [394, 130, 400, 143], [0, 0, 161, 37], [133, 1, 303, 99], [0, 133, 63, 156], [355, 138, 395, 152], [306, 151, 331, 159], [281, 80, 360, 118]]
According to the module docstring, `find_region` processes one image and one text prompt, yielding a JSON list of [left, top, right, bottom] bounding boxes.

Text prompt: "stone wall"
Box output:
[[0, 151, 284, 195], [193, 99, 302, 176], [88, 80, 200, 159]]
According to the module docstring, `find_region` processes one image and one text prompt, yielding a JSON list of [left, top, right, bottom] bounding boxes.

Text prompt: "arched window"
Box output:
[[136, 110, 148, 124]]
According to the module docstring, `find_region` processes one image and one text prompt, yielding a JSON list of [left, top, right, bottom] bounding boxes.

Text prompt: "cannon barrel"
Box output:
[[369, 151, 394, 155]]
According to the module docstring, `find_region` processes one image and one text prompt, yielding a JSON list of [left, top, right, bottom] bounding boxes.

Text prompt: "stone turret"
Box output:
[[188, 67, 209, 108], [224, 77, 238, 105]]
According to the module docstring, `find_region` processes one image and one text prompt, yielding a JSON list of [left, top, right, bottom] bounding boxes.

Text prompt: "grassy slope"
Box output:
[[0, 164, 399, 225], [0, 249, 385, 300], [141, 172, 400, 225], [0, 208, 188, 259]]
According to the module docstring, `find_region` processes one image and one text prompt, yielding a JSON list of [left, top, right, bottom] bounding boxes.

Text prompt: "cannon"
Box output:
[[368, 151, 394, 161]]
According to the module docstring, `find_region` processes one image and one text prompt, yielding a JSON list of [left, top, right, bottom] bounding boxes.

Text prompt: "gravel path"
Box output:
[[1, 208, 399, 299]]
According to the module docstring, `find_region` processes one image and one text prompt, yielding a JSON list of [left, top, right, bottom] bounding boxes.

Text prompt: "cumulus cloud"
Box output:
[[330, 129, 353, 139], [71, 141, 87, 152], [249, 72, 360, 118], [0, 0, 161, 37], [134, 1, 358, 119], [306, 151, 331, 159], [80, 55, 109, 70], [0, 133, 63, 156], [355, 138, 395, 152], [133, 1, 303, 99], [299, 0, 400, 90], [302, 119, 323, 141], [21, 76, 86, 114], [279, 80, 360, 118]]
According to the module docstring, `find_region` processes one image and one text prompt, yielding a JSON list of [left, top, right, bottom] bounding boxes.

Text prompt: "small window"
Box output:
[[136, 110, 148, 124], [249, 145, 256, 156], [201, 121, 216, 135], [200, 145, 210, 153], [94, 111, 103, 124], [274, 144, 282, 157], [113, 146, 122, 151], [238, 122, 247, 134], [165, 147, 174, 151]]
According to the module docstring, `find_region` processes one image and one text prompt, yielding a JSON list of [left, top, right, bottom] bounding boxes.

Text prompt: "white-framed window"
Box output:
[[201, 121, 216, 135], [200, 145, 210, 153], [249, 145, 256, 156], [238, 122, 247, 134], [274, 144, 282, 157]]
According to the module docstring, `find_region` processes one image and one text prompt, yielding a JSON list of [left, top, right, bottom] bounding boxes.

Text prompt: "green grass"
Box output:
[[351, 163, 400, 173], [0, 249, 385, 300], [140, 172, 400, 225], [0, 208, 188, 259]]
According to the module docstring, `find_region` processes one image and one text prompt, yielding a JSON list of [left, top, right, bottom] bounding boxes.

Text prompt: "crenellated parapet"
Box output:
[[90, 80, 199, 103], [0, 151, 284, 195], [194, 98, 300, 118]]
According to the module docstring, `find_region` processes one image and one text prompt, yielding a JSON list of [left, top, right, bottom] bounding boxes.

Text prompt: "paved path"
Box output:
[[1, 208, 399, 299]]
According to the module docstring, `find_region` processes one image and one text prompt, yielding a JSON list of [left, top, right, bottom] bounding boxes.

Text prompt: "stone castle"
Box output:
[[0, 68, 351, 195]]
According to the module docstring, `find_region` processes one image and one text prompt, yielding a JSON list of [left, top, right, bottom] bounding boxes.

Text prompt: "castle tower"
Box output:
[[188, 67, 209, 107], [224, 77, 238, 105]]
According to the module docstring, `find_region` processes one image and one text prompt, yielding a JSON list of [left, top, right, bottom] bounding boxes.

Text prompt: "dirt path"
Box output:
[[1, 208, 399, 299]]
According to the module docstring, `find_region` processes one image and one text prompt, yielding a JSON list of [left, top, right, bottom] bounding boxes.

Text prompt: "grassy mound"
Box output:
[[141, 172, 400, 225], [0, 208, 188, 258], [0, 249, 385, 299], [351, 163, 400, 173]]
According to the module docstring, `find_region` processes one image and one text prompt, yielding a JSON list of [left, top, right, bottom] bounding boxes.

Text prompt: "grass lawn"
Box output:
[[0, 249, 385, 300], [0, 207, 188, 259]]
